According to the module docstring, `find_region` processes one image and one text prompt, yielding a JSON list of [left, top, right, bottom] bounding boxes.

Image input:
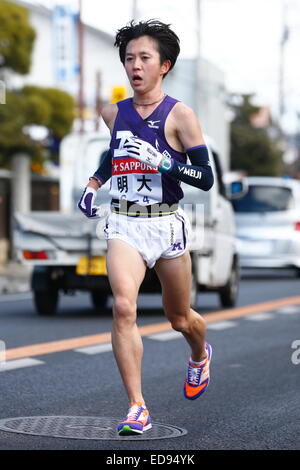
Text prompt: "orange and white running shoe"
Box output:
[[118, 402, 152, 435], [184, 342, 212, 400]]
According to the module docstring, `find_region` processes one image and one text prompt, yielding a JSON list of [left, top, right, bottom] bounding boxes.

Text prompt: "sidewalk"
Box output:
[[0, 261, 32, 295]]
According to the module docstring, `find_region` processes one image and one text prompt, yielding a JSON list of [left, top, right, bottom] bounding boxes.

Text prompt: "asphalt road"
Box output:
[[0, 269, 300, 452]]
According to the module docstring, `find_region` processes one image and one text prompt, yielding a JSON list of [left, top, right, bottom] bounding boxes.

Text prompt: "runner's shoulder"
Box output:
[[170, 101, 204, 147], [100, 103, 118, 129], [172, 101, 198, 123]]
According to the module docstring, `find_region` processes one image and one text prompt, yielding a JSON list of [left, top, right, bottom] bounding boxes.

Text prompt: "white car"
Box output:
[[232, 176, 300, 275]]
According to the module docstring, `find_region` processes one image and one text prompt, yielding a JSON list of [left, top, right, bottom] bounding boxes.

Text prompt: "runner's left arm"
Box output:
[[163, 103, 214, 190], [124, 139, 214, 191], [124, 104, 214, 191], [159, 145, 213, 191]]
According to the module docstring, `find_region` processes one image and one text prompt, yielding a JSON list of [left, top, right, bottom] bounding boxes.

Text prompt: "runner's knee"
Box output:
[[167, 308, 205, 334], [113, 295, 137, 324], [168, 314, 189, 333]]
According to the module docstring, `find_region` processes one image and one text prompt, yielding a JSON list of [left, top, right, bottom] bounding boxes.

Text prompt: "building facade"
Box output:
[[9, 0, 129, 108]]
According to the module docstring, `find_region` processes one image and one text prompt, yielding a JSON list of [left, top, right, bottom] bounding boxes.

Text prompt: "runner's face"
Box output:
[[124, 36, 170, 93]]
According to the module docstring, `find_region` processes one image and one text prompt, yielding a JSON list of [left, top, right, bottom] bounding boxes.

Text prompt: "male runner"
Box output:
[[78, 20, 214, 435]]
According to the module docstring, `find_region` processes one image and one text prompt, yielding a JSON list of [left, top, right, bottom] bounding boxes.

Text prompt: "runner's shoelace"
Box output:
[[127, 404, 142, 420], [188, 365, 203, 385]]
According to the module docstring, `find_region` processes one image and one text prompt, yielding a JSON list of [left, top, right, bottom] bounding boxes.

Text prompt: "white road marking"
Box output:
[[147, 331, 183, 341], [146, 331, 183, 341], [74, 343, 113, 355], [245, 312, 274, 321], [275, 306, 300, 315], [2, 300, 299, 372], [0, 357, 44, 372], [0, 340, 5, 370], [206, 321, 237, 330]]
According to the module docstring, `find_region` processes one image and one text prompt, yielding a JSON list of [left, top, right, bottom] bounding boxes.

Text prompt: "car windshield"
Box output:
[[232, 185, 294, 213]]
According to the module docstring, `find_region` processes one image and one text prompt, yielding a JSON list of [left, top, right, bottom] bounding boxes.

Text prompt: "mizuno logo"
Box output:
[[147, 120, 160, 129]]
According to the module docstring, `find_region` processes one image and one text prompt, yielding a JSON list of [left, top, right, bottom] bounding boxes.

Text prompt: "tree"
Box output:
[[23, 86, 75, 140], [229, 94, 283, 176], [0, 0, 75, 170], [0, 0, 36, 74], [0, 87, 75, 167]]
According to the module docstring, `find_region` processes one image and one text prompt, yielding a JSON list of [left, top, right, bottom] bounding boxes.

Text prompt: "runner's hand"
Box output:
[[78, 187, 101, 218], [124, 137, 163, 168]]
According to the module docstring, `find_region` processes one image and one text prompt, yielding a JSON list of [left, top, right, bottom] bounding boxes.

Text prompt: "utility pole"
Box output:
[[78, 0, 85, 133], [95, 70, 102, 132], [279, 1, 289, 126], [195, 0, 201, 118], [132, 0, 138, 20]]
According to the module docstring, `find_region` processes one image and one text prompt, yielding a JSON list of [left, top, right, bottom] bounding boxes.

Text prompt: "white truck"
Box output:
[[13, 126, 241, 315]]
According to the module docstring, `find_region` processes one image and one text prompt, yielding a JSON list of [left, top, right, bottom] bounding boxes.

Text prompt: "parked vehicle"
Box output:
[[13, 130, 242, 315], [232, 176, 300, 275]]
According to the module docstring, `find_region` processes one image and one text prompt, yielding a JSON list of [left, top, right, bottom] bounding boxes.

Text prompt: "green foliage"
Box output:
[[229, 94, 283, 176], [0, 0, 36, 74], [0, 91, 32, 155], [23, 86, 75, 139], [0, 2, 75, 168], [0, 87, 75, 165], [22, 94, 52, 126]]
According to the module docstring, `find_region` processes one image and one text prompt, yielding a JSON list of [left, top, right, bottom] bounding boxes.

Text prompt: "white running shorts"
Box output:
[[103, 207, 191, 268]]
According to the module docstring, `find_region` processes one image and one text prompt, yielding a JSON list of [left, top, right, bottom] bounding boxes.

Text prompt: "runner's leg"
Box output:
[[106, 239, 147, 405], [154, 251, 207, 361]]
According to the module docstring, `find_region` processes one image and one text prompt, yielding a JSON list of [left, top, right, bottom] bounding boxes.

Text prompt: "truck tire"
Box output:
[[31, 266, 59, 315], [90, 290, 109, 311], [33, 289, 59, 316], [219, 257, 239, 308]]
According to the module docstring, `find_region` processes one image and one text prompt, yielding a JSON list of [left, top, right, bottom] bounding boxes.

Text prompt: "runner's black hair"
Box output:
[[114, 19, 180, 78]]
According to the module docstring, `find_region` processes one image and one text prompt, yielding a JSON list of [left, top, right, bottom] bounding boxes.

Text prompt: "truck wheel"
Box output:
[[90, 290, 108, 311], [219, 258, 239, 308], [33, 289, 59, 316]]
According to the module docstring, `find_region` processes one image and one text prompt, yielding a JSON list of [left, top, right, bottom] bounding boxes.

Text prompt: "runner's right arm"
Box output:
[[91, 149, 113, 187], [78, 103, 117, 217], [78, 149, 113, 218]]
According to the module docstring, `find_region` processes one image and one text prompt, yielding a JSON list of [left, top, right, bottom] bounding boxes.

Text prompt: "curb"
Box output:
[[0, 263, 32, 295], [0, 278, 31, 295]]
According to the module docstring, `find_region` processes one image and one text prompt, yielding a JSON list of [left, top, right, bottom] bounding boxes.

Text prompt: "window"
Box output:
[[232, 185, 294, 213]]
